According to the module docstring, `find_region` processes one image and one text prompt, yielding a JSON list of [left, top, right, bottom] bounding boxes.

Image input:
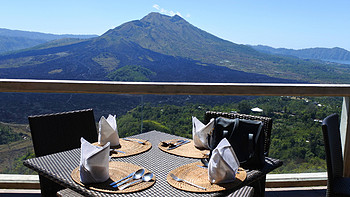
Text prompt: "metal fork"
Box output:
[[161, 139, 185, 147], [169, 173, 206, 190], [160, 139, 183, 147]]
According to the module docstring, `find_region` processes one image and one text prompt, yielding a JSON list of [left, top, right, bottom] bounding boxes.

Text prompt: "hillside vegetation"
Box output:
[[0, 122, 35, 174], [116, 96, 341, 173]]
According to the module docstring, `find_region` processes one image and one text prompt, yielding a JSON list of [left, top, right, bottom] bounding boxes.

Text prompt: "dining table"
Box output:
[[23, 130, 282, 196]]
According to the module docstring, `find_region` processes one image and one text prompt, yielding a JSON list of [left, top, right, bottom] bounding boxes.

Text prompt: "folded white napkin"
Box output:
[[192, 116, 214, 149], [80, 137, 110, 184], [208, 138, 240, 184], [98, 114, 120, 147]]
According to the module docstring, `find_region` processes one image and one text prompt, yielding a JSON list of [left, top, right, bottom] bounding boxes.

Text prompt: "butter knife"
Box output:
[[122, 138, 146, 145], [167, 140, 190, 150]]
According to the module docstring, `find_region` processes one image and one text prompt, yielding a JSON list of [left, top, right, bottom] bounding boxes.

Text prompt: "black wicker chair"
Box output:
[[28, 109, 98, 197], [322, 113, 350, 197], [205, 111, 275, 197]]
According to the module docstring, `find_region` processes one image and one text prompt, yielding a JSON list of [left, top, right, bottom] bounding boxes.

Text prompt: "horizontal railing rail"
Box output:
[[1, 79, 350, 96]]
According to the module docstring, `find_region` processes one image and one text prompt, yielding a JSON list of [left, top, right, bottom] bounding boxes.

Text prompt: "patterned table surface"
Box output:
[[24, 130, 282, 197]]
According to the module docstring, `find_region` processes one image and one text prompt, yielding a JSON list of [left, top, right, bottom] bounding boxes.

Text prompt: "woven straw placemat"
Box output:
[[71, 161, 155, 194], [158, 139, 210, 159], [167, 161, 246, 193], [93, 138, 151, 158]]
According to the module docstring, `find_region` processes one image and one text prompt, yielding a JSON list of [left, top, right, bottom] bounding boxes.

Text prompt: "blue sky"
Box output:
[[1, 0, 349, 50]]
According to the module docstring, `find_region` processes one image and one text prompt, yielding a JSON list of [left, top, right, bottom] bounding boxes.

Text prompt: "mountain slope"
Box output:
[[251, 45, 350, 62], [0, 35, 47, 54], [103, 13, 261, 65], [0, 36, 299, 83]]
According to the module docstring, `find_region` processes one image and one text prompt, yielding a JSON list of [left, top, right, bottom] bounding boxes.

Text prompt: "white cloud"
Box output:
[[153, 4, 160, 10], [152, 4, 189, 18]]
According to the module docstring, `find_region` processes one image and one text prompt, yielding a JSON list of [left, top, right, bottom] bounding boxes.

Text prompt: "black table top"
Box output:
[[24, 131, 282, 197]]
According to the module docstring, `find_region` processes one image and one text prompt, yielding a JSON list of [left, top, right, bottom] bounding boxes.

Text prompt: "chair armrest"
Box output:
[[245, 157, 283, 186]]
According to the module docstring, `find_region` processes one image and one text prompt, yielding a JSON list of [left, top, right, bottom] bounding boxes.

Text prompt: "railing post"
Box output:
[[340, 97, 350, 177]]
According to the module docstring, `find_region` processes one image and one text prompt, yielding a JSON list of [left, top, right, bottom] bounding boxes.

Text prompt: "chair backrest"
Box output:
[[28, 108, 98, 157], [204, 111, 273, 157], [322, 113, 343, 180]]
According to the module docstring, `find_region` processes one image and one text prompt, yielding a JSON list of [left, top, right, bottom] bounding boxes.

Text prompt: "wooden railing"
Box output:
[[1, 79, 350, 96], [1, 79, 350, 176]]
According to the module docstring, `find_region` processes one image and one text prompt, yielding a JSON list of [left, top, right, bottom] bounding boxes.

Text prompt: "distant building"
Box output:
[[251, 107, 263, 113]]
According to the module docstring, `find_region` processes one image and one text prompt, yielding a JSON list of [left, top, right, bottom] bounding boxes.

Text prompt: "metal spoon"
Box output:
[[119, 172, 154, 190], [113, 169, 145, 188]]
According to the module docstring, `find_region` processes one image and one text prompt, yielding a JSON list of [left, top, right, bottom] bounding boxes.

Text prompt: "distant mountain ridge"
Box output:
[[0, 28, 98, 40], [0, 12, 349, 83], [251, 45, 350, 62], [0, 28, 98, 54], [0, 35, 44, 54]]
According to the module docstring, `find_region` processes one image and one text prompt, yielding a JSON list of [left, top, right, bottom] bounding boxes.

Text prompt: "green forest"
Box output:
[[0, 124, 22, 145], [0, 122, 35, 174], [0, 96, 342, 174], [117, 96, 341, 173]]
